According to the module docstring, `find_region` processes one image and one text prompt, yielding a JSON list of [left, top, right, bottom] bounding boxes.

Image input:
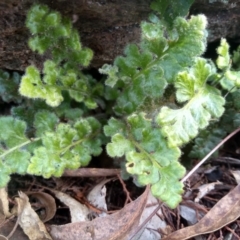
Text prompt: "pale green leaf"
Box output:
[[0, 117, 28, 147], [216, 38, 230, 70], [0, 161, 11, 188], [107, 133, 135, 157], [99, 64, 119, 88], [158, 58, 225, 147], [34, 110, 59, 137]]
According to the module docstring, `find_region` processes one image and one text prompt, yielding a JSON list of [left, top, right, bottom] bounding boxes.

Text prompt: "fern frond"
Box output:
[[0, 117, 35, 187], [0, 70, 22, 103], [20, 4, 100, 108], [105, 113, 185, 208], [28, 117, 102, 178], [100, 14, 207, 115], [150, 0, 195, 28], [190, 91, 240, 159], [157, 58, 225, 147]]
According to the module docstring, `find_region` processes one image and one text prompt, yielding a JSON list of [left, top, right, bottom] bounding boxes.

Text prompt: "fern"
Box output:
[[0, 70, 22, 103], [105, 113, 185, 208], [0, 117, 33, 187], [28, 117, 102, 178], [1, 1, 240, 209], [19, 4, 102, 108], [100, 14, 207, 116], [190, 90, 240, 159], [157, 58, 225, 147], [0, 111, 102, 185], [150, 0, 195, 28]]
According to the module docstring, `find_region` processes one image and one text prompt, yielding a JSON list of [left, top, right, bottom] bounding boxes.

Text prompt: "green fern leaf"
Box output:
[[100, 15, 207, 115], [223, 70, 240, 89], [21, 4, 98, 109], [28, 118, 102, 178], [190, 93, 240, 159], [5, 150, 31, 174], [159, 15, 207, 83], [0, 70, 22, 103], [105, 113, 184, 208], [104, 118, 128, 137], [151, 162, 185, 209], [189, 128, 226, 159], [0, 161, 11, 188], [0, 117, 36, 187], [34, 110, 59, 137], [0, 117, 29, 147], [216, 38, 230, 71], [157, 58, 225, 147], [215, 39, 240, 91], [232, 46, 240, 70], [19, 65, 63, 107], [150, 0, 195, 28], [99, 64, 119, 88], [107, 133, 135, 157]]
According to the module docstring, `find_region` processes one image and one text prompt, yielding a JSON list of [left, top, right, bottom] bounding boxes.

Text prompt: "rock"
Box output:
[[0, 0, 239, 71]]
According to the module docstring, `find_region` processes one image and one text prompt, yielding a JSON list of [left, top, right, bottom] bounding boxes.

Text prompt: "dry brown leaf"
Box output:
[[15, 191, 52, 240], [163, 183, 240, 240], [0, 220, 30, 240], [195, 182, 222, 203], [49, 186, 149, 240], [133, 192, 166, 240], [0, 188, 11, 218], [52, 190, 90, 222], [87, 179, 112, 217], [25, 192, 56, 223], [0, 202, 6, 226]]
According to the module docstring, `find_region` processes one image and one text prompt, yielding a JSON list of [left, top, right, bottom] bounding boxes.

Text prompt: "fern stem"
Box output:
[[59, 130, 100, 156], [0, 138, 41, 159], [126, 124, 163, 170], [132, 54, 167, 82]]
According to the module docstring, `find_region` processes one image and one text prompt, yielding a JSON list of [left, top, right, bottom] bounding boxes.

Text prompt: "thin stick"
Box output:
[[7, 216, 19, 239], [129, 201, 163, 240], [63, 168, 120, 177], [181, 127, 240, 183], [117, 174, 133, 205]]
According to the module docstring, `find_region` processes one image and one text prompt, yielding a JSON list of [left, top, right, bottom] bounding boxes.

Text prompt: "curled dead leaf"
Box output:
[[15, 191, 52, 240], [51, 190, 90, 222], [163, 183, 240, 240], [87, 179, 113, 217], [25, 191, 56, 222], [49, 186, 149, 240], [195, 182, 222, 203]]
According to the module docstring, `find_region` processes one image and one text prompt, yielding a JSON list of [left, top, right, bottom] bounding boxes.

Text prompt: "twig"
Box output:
[[181, 127, 240, 183], [129, 201, 163, 240], [7, 199, 22, 239], [225, 225, 240, 240], [117, 174, 132, 205], [7, 216, 19, 239], [63, 168, 120, 177]]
